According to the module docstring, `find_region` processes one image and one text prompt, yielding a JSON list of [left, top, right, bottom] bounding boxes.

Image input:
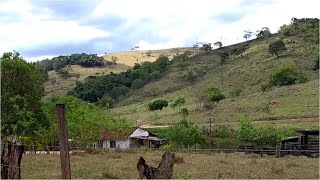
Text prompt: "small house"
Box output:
[[97, 127, 166, 149]]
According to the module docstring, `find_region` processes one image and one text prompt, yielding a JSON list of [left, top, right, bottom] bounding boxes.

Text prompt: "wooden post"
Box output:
[[209, 118, 212, 149], [56, 104, 71, 179]]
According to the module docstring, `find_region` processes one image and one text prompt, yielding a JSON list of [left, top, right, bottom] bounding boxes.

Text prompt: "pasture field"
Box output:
[[21, 151, 319, 179]]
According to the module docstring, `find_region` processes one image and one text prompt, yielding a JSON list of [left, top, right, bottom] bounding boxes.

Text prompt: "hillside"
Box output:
[[44, 48, 198, 97], [44, 64, 129, 97], [107, 19, 319, 127], [102, 47, 200, 66]]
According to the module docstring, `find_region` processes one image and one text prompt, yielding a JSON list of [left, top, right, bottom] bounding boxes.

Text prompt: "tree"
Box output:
[[256, 27, 271, 38], [1, 51, 48, 178], [201, 43, 212, 53], [171, 97, 186, 112], [243, 30, 253, 40], [213, 41, 222, 48], [269, 67, 299, 86], [268, 39, 287, 57], [164, 120, 206, 148], [148, 99, 168, 111], [1, 51, 48, 139], [207, 88, 225, 103]]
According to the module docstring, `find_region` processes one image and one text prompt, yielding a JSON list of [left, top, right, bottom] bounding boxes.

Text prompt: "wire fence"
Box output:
[[2, 142, 319, 157]]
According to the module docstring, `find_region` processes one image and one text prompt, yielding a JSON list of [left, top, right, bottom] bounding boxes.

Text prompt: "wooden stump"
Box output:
[[156, 151, 175, 179], [1, 142, 25, 179]]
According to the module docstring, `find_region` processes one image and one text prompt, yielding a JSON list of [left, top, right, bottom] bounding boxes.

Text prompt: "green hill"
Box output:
[[105, 18, 319, 127]]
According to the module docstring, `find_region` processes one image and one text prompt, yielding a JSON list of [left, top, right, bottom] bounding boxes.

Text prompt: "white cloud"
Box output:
[[0, 0, 109, 55], [0, 0, 318, 60]]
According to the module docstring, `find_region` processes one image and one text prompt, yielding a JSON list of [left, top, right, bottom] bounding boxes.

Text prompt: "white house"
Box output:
[[98, 127, 166, 149]]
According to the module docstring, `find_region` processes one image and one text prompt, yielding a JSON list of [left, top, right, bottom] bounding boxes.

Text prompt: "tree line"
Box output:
[[68, 55, 170, 104], [34, 53, 112, 80]]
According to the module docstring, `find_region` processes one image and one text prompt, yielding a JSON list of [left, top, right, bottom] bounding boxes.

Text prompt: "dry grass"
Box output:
[[44, 64, 130, 97], [103, 47, 199, 66], [21, 151, 319, 179]]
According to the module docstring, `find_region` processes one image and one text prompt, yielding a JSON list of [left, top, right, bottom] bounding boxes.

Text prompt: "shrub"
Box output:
[[148, 99, 168, 111], [269, 68, 303, 86], [160, 144, 174, 150], [164, 119, 206, 148], [261, 83, 272, 92], [268, 39, 287, 57], [180, 108, 189, 119], [207, 88, 225, 103]]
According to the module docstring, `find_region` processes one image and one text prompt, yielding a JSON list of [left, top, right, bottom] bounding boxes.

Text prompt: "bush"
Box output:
[[160, 144, 174, 150], [180, 108, 189, 119], [57, 69, 70, 79], [261, 83, 272, 92], [164, 119, 206, 148], [148, 99, 168, 111], [268, 39, 287, 57], [269, 68, 302, 86], [207, 88, 225, 103]]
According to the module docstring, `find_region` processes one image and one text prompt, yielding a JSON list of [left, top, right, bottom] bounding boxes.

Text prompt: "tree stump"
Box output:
[[1, 142, 25, 179], [156, 151, 175, 179], [137, 151, 175, 179]]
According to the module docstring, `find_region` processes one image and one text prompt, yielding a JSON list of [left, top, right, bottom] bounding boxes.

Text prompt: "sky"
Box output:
[[0, 0, 318, 62]]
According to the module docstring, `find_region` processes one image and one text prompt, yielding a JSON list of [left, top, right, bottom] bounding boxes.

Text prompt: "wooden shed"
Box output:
[[278, 129, 319, 157]]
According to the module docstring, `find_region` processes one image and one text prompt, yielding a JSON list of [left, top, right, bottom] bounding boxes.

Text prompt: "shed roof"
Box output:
[[296, 129, 319, 136]]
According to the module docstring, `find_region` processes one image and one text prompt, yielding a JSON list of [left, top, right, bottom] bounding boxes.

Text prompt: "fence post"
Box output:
[[56, 104, 71, 179]]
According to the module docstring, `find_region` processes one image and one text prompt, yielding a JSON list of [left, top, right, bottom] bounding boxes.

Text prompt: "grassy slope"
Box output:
[[22, 152, 319, 179], [109, 35, 319, 127], [44, 64, 130, 97], [102, 47, 200, 66], [44, 47, 198, 97]]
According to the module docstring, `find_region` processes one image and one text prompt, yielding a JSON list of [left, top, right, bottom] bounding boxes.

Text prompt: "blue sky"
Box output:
[[0, 0, 318, 61]]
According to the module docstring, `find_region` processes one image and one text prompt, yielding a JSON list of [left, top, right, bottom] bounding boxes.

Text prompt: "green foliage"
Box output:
[[132, 79, 144, 89], [229, 86, 243, 99], [150, 71, 161, 80], [35, 53, 108, 80], [171, 97, 186, 112], [44, 96, 130, 146], [182, 173, 193, 180], [97, 95, 114, 108], [261, 83, 272, 92], [279, 18, 319, 43], [180, 108, 189, 119], [57, 68, 71, 79], [164, 119, 206, 148], [237, 117, 296, 147], [186, 69, 195, 82], [70, 56, 170, 103], [172, 52, 190, 62], [260, 102, 270, 114], [160, 144, 174, 150], [206, 88, 225, 103], [268, 39, 287, 57], [256, 27, 271, 38], [1, 51, 48, 139], [230, 44, 249, 55], [269, 67, 304, 86], [148, 99, 168, 111], [214, 126, 231, 139]]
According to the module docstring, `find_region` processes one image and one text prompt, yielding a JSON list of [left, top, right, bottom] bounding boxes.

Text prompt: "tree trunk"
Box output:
[[1, 142, 25, 179], [156, 151, 175, 179]]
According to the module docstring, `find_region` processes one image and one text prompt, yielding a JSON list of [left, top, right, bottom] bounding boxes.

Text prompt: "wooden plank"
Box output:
[[56, 104, 71, 179]]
